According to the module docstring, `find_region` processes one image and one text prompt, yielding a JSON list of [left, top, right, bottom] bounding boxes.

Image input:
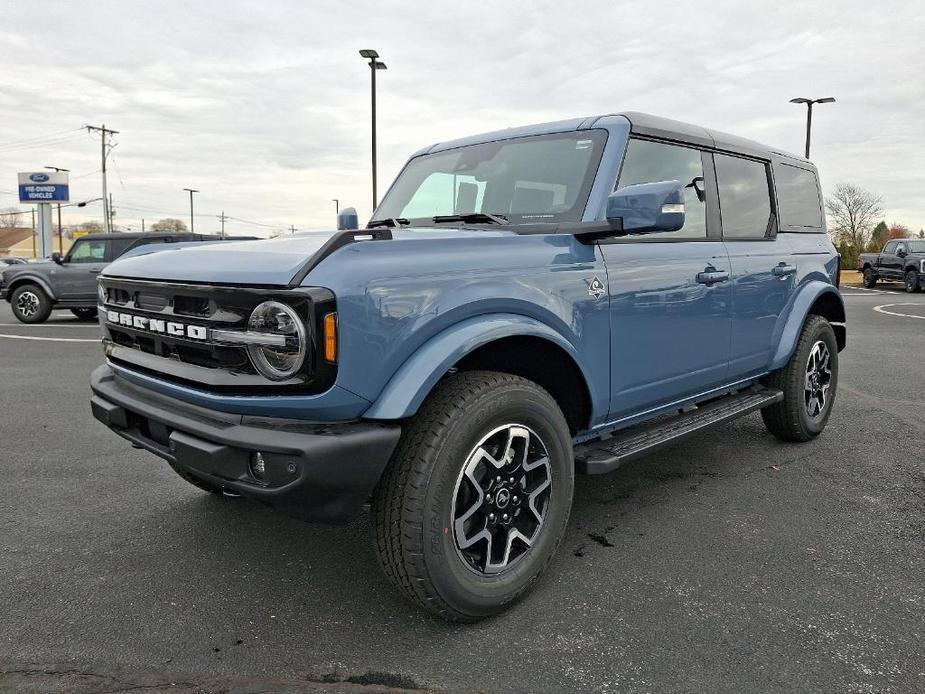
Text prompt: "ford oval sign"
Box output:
[[29, 173, 50, 183]]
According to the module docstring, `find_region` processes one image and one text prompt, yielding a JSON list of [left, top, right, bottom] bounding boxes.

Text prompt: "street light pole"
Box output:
[[789, 97, 835, 159], [359, 49, 387, 211], [183, 188, 199, 233], [332, 198, 339, 214]]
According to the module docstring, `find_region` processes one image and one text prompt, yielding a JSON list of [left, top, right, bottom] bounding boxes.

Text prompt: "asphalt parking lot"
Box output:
[[1, 286, 923, 694]]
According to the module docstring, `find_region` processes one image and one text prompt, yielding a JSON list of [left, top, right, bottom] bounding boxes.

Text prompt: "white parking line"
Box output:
[[872, 303, 925, 320], [0, 333, 99, 343], [0, 322, 98, 328], [841, 286, 893, 294]]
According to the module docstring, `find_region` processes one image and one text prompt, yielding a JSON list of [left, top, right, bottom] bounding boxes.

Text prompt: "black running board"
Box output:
[[574, 387, 783, 475]]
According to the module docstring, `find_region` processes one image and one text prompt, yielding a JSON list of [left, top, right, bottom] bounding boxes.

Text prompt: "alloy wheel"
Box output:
[[16, 291, 39, 318], [804, 340, 832, 419], [451, 424, 552, 575]]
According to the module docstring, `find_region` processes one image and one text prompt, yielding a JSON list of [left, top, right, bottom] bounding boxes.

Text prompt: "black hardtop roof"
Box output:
[[615, 112, 807, 165], [79, 232, 198, 240]]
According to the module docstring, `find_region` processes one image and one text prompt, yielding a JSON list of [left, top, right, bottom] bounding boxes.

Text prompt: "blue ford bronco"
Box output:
[[90, 112, 846, 621]]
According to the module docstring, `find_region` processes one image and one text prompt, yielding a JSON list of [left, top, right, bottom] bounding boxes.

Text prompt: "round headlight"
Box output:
[[246, 301, 306, 380]]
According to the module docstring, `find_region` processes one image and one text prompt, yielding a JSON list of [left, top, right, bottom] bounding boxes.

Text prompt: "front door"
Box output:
[[600, 138, 732, 420], [879, 241, 901, 279], [714, 152, 797, 377], [53, 237, 108, 300]]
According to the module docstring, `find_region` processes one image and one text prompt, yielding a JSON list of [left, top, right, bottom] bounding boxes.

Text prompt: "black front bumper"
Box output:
[[90, 365, 401, 524]]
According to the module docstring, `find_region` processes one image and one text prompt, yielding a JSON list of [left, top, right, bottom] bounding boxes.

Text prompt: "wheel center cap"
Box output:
[[494, 488, 511, 509]]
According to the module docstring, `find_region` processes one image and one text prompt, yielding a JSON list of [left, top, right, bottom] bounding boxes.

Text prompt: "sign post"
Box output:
[[18, 172, 69, 258]]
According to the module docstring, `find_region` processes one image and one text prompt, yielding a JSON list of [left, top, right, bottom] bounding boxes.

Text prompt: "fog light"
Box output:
[[251, 451, 266, 479]]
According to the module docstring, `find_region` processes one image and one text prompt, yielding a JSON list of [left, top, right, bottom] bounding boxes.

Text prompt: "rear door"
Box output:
[[716, 153, 796, 378], [600, 138, 732, 419]]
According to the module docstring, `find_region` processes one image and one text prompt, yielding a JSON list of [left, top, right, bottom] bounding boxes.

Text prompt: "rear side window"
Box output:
[[715, 154, 773, 239], [109, 238, 134, 259], [774, 163, 823, 229]]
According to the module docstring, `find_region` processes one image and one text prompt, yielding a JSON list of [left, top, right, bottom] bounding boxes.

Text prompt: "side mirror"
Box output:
[[607, 180, 685, 234], [897, 248, 907, 258], [51, 252, 64, 265], [336, 207, 359, 231]]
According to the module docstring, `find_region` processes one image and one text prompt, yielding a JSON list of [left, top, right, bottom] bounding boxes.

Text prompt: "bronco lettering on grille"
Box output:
[[106, 310, 208, 340]]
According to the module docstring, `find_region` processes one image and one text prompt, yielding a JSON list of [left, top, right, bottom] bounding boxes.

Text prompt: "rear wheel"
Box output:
[[371, 371, 574, 622], [904, 269, 920, 293], [761, 314, 838, 442], [862, 267, 877, 288], [70, 307, 99, 320], [10, 284, 52, 323]]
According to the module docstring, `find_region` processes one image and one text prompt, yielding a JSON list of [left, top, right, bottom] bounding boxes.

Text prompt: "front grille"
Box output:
[[99, 277, 337, 394]]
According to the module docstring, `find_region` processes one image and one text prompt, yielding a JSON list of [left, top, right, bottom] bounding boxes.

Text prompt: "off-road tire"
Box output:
[[761, 314, 838, 442], [904, 269, 920, 293], [70, 307, 99, 320], [371, 371, 574, 622], [862, 267, 877, 288], [10, 284, 52, 324]]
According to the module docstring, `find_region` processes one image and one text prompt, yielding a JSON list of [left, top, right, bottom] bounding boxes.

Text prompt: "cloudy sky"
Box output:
[[1, 0, 922, 236]]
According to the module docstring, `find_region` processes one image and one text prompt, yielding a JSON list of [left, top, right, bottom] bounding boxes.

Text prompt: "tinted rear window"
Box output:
[[715, 154, 772, 239], [775, 163, 823, 229]]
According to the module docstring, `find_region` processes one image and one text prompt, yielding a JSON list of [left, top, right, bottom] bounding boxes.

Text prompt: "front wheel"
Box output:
[[371, 371, 574, 622], [905, 269, 921, 293], [761, 314, 838, 442], [862, 267, 877, 288], [11, 284, 52, 323]]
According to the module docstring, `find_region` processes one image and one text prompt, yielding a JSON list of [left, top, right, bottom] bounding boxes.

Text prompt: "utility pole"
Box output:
[[217, 211, 228, 239], [31, 208, 36, 258], [109, 192, 115, 231], [85, 124, 119, 233], [141, 218, 145, 233], [289, 224, 297, 234], [183, 188, 198, 233]]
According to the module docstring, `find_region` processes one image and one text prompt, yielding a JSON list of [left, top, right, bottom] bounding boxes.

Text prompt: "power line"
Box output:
[[0, 128, 83, 149]]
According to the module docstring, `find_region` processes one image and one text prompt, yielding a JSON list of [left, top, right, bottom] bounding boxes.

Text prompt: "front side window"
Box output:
[[715, 154, 773, 239], [616, 139, 707, 239], [896, 243, 907, 255], [68, 239, 107, 263], [373, 130, 607, 225]]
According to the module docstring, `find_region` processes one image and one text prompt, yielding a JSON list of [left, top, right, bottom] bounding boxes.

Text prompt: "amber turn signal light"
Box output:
[[323, 312, 338, 362]]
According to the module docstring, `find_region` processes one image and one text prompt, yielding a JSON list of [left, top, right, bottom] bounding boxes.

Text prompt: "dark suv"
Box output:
[[1, 233, 250, 323]]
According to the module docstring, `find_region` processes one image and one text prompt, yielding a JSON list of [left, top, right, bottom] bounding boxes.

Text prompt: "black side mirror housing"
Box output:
[[51, 252, 63, 265]]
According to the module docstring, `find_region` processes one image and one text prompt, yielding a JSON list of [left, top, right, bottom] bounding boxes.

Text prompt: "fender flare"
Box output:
[[361, 313, 594, 421], [4, 273, 57, 302], [769, 281, 845, 371]]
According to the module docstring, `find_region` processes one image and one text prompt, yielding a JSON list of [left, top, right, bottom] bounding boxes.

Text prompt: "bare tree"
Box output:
[[150, 218, 188, 232], [825, 183, 883, 249], [0, 206, 24, 228]]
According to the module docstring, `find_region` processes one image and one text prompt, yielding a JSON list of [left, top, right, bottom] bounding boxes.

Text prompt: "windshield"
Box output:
[[908, 240, 925, 253], [372, 130, 607, 226]]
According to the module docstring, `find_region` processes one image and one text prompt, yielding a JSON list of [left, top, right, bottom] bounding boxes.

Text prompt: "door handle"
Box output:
[[772, 262, 796, 277], [696, 269, 729, 285]]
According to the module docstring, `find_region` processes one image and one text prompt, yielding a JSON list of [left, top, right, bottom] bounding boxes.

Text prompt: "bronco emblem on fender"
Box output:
[[587, 276, 605, 299]]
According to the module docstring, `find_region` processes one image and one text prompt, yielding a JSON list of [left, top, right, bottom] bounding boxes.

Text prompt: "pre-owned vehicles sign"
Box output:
[[18, 171, 69, 202]]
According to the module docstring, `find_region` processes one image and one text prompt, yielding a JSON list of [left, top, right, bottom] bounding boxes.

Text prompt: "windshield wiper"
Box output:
[[367, 218, 410, 229], [432, 213, 509, 225]]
